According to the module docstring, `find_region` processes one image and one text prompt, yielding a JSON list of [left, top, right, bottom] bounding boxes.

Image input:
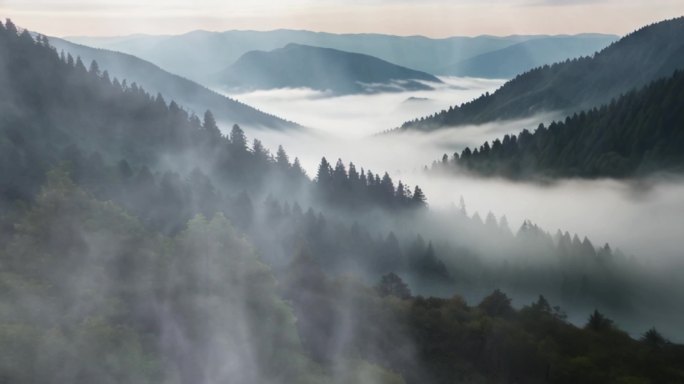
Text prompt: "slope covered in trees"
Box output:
[[432, 70, 684, 178], [216, 43, 442, 95], [48, 37, 299, 130], [2, 19, 684, 383], [0, 21, 418, 214], [282, 267, 684, 384], [400, 17, 684, 131]]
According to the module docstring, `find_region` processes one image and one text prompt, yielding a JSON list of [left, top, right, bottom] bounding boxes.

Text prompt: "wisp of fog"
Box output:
[[220, 77, 684, 264]]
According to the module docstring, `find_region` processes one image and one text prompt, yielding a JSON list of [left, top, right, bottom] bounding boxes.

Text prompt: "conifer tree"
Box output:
[[276, 145, 290, 168], [203, 110, 221, 139], [412, 186, 427, 207], [230, 124, 248, 152]]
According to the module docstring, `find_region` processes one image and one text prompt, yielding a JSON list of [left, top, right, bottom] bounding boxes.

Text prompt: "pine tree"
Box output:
[[412, 186, 427, 207], [88, 60, 100, 76], [203, 110, 221, 139], [5, 19, 17, 35], [396, 181, 407, 201], [316, 157, 332, 185], [332, 159, 347, 184], [376, 273, 412, 300], [276, 145, 290, 168], [348, 162, 359, 183], [75, 56, 86, 72], [230, 124, 248, 152], [586, 309, 613, 331], [292, 158, 305, 176], [380, 173, 394, 200]]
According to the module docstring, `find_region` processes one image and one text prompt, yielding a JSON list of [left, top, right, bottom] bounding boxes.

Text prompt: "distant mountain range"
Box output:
[[217, 44, 442, 95], [49, 37, 299, 130], [399, 17, 684, 132], [440, 35, 616, 79], [66, 30, 617, 84]]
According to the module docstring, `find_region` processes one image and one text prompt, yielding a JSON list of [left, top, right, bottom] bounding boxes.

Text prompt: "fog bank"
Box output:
[[218, 77, 684, 264]]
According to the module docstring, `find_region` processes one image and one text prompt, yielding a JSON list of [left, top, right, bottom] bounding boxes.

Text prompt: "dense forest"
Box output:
[[1, 19, 684, 383], [398, 16, 684, 132], [48, 37, 300, 130], [431, 70, 684, 178]]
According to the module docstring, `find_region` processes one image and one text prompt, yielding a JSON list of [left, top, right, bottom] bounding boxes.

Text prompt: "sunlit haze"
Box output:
[[2, 0, 684, 37], [2, 2, 684, 382]]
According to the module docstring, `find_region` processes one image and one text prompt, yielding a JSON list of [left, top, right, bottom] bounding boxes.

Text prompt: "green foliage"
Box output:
[[1, 18, 683, 384], [0, 169, 325, 383], [314, 157, 425, 210], [402, 16, 684, 131], [281, 263, 684, 383], [434, 70, 684, 178], [586, 309, 614, 332], [376, 273, 412, 300], [478, 289, 514, 317]]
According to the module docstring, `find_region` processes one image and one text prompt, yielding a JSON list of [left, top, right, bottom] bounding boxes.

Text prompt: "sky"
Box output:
[[2, 0, 684, 38]]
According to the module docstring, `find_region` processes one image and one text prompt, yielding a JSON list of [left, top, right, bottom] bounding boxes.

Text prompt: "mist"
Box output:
[[3, 16, 684, 383], [220, 79, 684, 265], [213, 77, 684, 341]]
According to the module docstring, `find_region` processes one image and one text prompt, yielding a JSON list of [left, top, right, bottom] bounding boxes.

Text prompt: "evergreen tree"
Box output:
[[586, 309, 614, 331], [252, 139, 269, 160], [88, 60, 100, 76], [5, 19, 17, 35], [230, 124, 248, 152], [203, 110, 221, 139], [292, 157, 305, 176], [376, 273, 412, 300], [641, 327, 667, 348], [316, 157, 332, 185], [380, 173, 395, 200], [276, 145, 290, 168], [412, 186, 427, 207], [479, 289, 513, 317]]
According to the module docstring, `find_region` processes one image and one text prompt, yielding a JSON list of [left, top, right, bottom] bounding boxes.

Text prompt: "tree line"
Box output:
[[431, 69, 684, 178]]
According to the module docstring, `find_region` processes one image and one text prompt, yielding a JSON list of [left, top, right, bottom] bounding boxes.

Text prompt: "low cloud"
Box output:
[[221, 79, 684, 264]]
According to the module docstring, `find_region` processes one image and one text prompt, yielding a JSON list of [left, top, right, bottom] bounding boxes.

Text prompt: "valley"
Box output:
[[1, 7, 684, 383]]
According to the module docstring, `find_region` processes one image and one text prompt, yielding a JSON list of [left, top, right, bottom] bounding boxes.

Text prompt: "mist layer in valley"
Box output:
[[223, 77, 684, 273]]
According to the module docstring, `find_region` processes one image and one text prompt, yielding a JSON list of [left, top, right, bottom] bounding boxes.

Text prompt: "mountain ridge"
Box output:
[[398, 16, 684, 132], [431, 69, 684, 179], [216, 43, 442, 95], [49, 37, 300, 130], [439, 35, 616, 78], [66, 30, 617, 83]]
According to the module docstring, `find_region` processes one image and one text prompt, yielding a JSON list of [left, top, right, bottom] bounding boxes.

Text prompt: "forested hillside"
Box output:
[[400, 16, 684, 131], [431, 70, 684, 178], [2, 19, 684, 384], [48, 37, 299, 130]]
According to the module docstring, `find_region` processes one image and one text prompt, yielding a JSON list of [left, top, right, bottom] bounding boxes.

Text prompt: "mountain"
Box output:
[[432, 70, 684, 179], [3, 21, 684, 384], [439, 34, 617, 78], [66, 30, 617, 84], [48, 37, 298, 130], [216, 43, 442, 95], [400, 17, 684, 132]]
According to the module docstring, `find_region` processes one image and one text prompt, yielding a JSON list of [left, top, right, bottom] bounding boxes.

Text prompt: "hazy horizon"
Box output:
[[60, 28, 620, 40], [2, 5, 684, 382], [3, 0, 684, 38]]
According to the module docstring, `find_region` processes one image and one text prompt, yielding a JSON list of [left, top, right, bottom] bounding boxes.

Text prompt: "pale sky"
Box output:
[[2, 0, 683, 37]]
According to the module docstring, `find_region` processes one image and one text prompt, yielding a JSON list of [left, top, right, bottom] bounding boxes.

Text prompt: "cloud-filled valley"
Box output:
[[223, 79, 684, 266], [2, 12, 684, 383]]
